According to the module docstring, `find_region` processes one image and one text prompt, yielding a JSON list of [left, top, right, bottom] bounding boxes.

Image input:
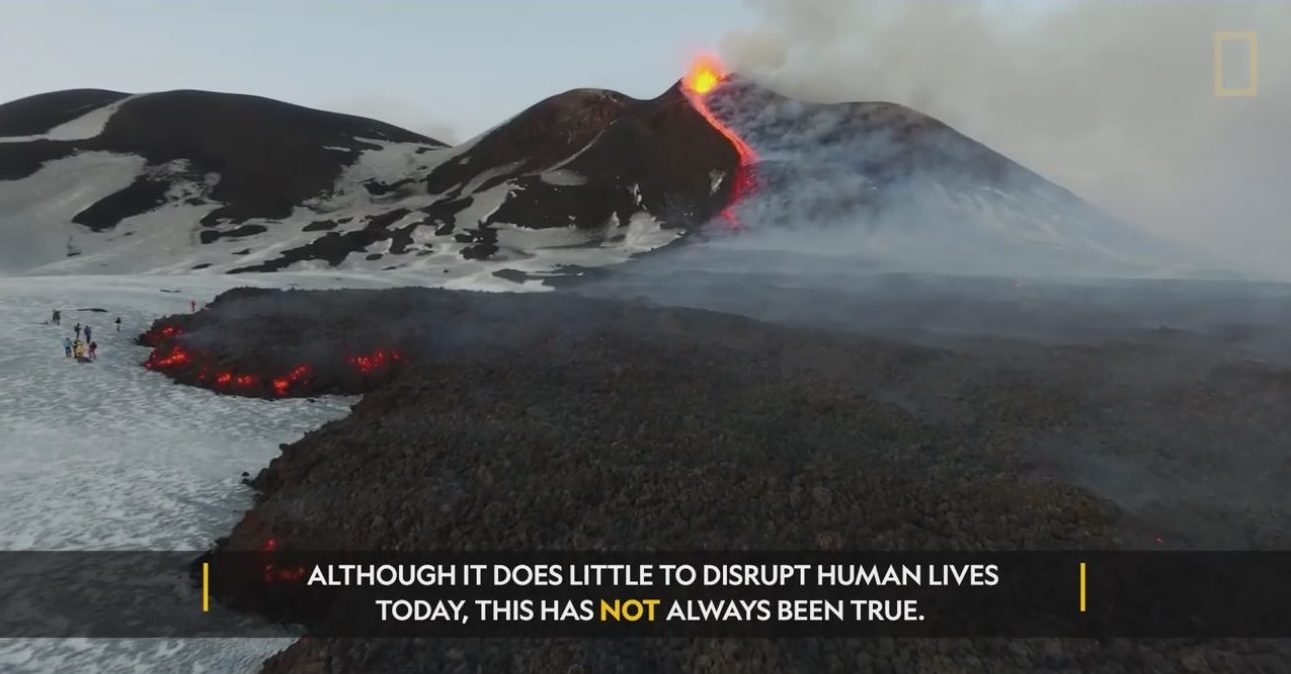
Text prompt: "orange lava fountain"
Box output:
[[682, 54, 758, 230]]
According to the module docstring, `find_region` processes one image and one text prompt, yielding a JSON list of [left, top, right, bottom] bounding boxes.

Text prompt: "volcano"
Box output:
[[0, 59, 1195, 284]]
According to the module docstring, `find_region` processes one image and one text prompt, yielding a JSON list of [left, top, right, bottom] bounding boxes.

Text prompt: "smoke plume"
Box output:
[[720, 0, 1291, 279]]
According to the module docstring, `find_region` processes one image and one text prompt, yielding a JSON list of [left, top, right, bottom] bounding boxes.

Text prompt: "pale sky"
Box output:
[[0, 0, 754, 142]]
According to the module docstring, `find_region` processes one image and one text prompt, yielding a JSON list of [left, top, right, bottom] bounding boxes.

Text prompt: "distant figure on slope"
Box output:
[[115, 317, 122, 332], [84, 325, 93, 343], [73, 323, 82, 340], [63, 336, 72, 358], [51, 310, 61, 325], [89, 341, 98, 361], [190, 300, 197, 312]]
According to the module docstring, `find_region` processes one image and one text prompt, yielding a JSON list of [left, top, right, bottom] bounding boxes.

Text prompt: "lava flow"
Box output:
[[682, 53, 758, 230], [142, 319, 406, 397]]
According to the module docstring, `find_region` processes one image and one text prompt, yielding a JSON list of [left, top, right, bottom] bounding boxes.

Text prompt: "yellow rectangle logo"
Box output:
[[1214, 32, 1258, 97]]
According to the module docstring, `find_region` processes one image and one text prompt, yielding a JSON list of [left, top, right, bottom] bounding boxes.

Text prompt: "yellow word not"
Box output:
[[599, 598, 660, 622]]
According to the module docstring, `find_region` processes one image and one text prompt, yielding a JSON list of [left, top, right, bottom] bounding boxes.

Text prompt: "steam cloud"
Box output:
[[720, 0, 1290, 279]]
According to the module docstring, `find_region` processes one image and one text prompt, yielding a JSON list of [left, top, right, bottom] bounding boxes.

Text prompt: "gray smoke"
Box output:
[[720, 0, 1291, 279], [698, 76, 1190, 280]]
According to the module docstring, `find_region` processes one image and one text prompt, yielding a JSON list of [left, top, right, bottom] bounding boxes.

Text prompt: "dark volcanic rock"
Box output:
[[300, 219, 337, 232], [145, 286, 1290, 673], [431, 84, 742, 234], [0, 139, 78, 181], [425, 88, 633, 196], [198, 224, 269, 244], [0, 88, 128, 137], [72, 176, 171, 231]]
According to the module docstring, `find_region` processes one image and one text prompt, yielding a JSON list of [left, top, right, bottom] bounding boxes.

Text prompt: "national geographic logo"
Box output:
[[1214, 32, 1258, 97]]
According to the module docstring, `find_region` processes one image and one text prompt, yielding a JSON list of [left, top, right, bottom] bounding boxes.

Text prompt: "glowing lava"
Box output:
[[143, 319, 405, 397], [685, 54, 723, 94], [146, 345, 191, 368], [349, 348, 404, 375], [681, 53, 758, 230], [258, 537, 307, 584], [272, 364, 312, 396]]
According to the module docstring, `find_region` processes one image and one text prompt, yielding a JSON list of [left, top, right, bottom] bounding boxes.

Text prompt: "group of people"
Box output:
[[51, 310, 122, 364], [65, 334, 96, 362], [66, 321, 98, 362]]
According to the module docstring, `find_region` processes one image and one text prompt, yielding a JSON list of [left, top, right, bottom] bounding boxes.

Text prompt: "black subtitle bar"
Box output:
[[0, 551, 1288, 638]]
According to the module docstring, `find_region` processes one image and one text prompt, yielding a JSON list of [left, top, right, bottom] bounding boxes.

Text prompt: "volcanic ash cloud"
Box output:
[[720, 0, 1291, 280]]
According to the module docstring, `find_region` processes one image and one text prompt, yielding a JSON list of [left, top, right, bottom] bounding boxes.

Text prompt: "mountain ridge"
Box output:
[[0, 78, 1201, 284]]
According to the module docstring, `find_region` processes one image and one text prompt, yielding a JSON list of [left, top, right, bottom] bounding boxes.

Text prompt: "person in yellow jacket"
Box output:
[[73, 340, 89, 362]]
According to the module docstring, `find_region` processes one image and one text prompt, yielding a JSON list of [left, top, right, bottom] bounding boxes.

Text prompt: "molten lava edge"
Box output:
[[139, 321, 407, 398], [682, 80, 758, 230]]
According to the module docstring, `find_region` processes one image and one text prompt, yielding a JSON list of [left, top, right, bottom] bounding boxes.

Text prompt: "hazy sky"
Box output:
[[0, 0, 753, 142]]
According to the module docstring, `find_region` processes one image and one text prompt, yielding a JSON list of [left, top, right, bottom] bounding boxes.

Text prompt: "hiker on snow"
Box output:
[[84, 325, 93, 342], [74, 341, 88, 362], [89, 341, 98, 361], [63, 336, 72, 358], [51, 310, 61, 325], [115, 317, 122, 331], [74, 323, 82, 340]]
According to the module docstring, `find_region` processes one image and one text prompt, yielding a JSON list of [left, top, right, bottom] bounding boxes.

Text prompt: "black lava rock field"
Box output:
[[141, 286, 1291, 673]]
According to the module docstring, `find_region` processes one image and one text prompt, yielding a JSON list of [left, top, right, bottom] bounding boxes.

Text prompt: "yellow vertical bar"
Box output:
[[1250, 33, 1259, 95], [1079, 562, 1086, 613], [1214, 32, 1259, 97], [1214, 34, 1224, 94], [202, 562, 210, 613], [1214, 33, 1225, 95]]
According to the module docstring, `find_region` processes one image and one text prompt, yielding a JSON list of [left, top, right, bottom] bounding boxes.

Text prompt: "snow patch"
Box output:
[[493, 223, 595, 250], [309, 138, 444, 211], [613, 212, 679, 251], [453, 181, 517, 226], [0, 152, 147, 273], [709, 171, 726, 195]]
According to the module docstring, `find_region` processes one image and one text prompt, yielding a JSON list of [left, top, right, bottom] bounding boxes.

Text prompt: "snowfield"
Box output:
[[0, 273, 428, 673]]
